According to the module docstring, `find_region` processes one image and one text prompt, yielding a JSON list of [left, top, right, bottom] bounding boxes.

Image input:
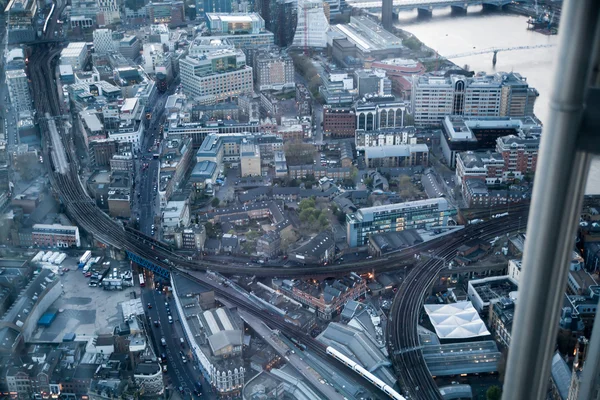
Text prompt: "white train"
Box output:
[[325, 346, 406, 400], [492, 212, 509, 219]]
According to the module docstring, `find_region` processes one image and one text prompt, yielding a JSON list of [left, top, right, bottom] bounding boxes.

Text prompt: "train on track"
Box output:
[[326, 346, 406, 400]]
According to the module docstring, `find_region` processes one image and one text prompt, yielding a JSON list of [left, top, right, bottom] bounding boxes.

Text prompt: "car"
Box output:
[[147, 303, 152, 309], [154, 320, 160, 327], [178, 386, 184, 394], [165, 302, 168, 307], [85, 272, 92, 277]]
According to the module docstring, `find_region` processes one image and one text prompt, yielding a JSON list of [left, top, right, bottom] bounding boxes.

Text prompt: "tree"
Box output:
[[211, 198, 220, 208], [404, 36, 423, 51], [284, 141, 317, 166], [486, 386, 502, 400], [280, 229, 298, 253]]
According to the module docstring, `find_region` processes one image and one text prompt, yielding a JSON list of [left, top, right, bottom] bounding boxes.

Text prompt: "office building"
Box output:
[[495, 134, 539, 180], [179, 49, 253, 102], [60, 42, 88, 71], [364, 144, 429, 168], [206, 13, 265, 34], [354, 69, 392, 97], [257, 0, 296, 47], [96, 0, 120, 26], [93, 29, 117, 54], [254, 50, 294, 91], [319, 71, 355, 105], [119, 35, 142, 60], [69, 0, 98, 28], [346, 198, 453, 247], [199, 0, 232, 16], [355, 127, 418, 149], [5, 0, 37, 43], [455, 151, 505, 186], [381, 0, 393, 31], [6, 70, 33, 114], [323, 107, 356, 138], [411, 72, 538, 127], [440, 115, 542, 168], [293, 0, 329, 49]]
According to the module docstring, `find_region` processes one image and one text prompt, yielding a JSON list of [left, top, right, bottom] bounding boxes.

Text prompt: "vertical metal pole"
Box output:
[[501, 1, 599, 399]]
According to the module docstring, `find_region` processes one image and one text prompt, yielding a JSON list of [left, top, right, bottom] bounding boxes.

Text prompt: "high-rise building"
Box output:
[[206, 12, 265, 34], [257, 0, 296, 47], [5, 0, 37, 43], [346, 198, 455, 247], [198, 0, 231, 17], [96, 0, 121, 26], [6, 70, 33, 114], [147, 1, 186, 25], [93, 29, 117, 54], [179, 49, 253, 102], [411, 72, 538, 127], [293, 0, 329, 49], [381, 0, 393, 31]]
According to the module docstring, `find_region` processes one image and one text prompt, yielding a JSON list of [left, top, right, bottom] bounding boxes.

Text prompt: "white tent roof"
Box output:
[[424, 302, 490, 340]]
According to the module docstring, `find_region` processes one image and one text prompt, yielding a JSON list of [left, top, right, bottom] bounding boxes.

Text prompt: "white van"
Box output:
[[168, 315, 173, 324]]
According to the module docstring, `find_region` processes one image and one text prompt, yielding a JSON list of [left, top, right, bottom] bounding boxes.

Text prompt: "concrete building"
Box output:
[[496, 133, 539, 180], [174, 224, 206, 250], [5, 0, 38, 44], [289, 231, 336, 265], [180, 49, 253, 102], [147, 1, 185, 25], [60, 42, 88, 71], [381, 0, 393, 31], [323, 107, 356, 138], [158, 137, 194, 204], [355, 127, 417, 149], [346, 198, 453, 247], [354, 69, 392, 97], [162, 200, 190, 227], [253, 50, 295, 91], [411, 72, 538, 127], [118, 35, 142, 60], [293, 0, 329, 49], [274, 151, 287, 177], [96, 0, 120, 25], [364, 143, 429, 168], [319, 70, 355, 105], [199, 0, 231, 16], [240, 142, 261, 177], [455, 151, 505, 186], [6, 69, 32, 113]]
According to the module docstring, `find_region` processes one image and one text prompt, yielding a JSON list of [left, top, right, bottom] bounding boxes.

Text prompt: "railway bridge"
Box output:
[[346, 0, 514, 15]]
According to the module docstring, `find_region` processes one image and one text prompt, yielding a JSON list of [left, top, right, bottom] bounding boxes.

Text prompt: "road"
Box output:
[[142, 279, 212, 398]]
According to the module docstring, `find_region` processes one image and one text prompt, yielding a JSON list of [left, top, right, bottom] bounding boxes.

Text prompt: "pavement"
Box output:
[[30, 257, 133, 341]]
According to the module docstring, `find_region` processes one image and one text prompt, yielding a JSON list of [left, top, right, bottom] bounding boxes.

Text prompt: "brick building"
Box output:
[[323, 107, 356, 138]]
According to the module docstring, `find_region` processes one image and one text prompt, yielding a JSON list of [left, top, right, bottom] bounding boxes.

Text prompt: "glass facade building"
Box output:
[[345, 198, 455, 247]]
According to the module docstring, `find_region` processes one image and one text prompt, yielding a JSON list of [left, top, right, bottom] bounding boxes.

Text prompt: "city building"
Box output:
[[330, 17, 404, 65], [274, 151, 288, 177], [198, 0, 232, 17], [93, 29, 118, 54], [496, 133, 539, 180], [60, 42, 88, 71], [323, 107, 357, 138], [440, 115, 542, 168], [455, 151, 505, 186], [240, 142, 261, 177], [206, 13, 265, 34], [174, 224, 207, 250], [257, 0, 296, 47], [272, 273, 366, 319], [162, 200, 191, 227], [288, 231, 336, 265], [355, 96, 410, 131], [179, 49, 253, 102], [69, 0, 98, 29], [489, 297, 515, 348], [256, 231, 281, 258], [118, 35, 142, 60], [319, 70, 356, 105], [147, 1, 186, 25], [5, 0, 37, 43], [158, 137, 194, 204], [411, 72, 538, 127], [355, 127, 418, 149], [96, 0, 120, 26], [293, 0, 329, 49], [346, 198, 454, 247], [354, 69, 392, 97], [364, 143, 429, 168], [31, 224, 81, 248], [253, 50, 295, 91], [296, 83, 312, 116], [381, 0, 393, 31], [6, 69, 33, 113]]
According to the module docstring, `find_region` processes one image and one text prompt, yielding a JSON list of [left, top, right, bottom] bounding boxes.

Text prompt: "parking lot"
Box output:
[[30, 257, 134, 342]]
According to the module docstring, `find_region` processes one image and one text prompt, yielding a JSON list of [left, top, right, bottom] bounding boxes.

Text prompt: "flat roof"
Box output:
[[424, 302, 490, 340]]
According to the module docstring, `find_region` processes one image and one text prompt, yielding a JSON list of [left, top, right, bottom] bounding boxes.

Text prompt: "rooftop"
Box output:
[[424, 302, 491, 340]]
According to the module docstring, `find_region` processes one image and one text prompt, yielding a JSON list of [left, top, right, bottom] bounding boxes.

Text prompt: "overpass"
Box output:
[[345, 0, 514, 13]]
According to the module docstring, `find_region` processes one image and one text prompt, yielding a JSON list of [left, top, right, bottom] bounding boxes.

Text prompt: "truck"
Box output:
[[54, 253, 67, 265], [48, 252, 59, 264], [78, 251, 92, 268], [42, 252, 52, 262]]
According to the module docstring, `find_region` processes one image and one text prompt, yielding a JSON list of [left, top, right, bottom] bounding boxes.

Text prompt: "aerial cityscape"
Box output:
[[0, 0, 596, 399]]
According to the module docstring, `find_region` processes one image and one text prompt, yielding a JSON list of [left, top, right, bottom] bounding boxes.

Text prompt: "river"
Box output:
[[392, 6, 600, 195]]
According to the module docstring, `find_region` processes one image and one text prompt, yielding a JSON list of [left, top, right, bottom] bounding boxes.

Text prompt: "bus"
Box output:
[[139, 274, 145, 287], [78, 251, 91, 268]]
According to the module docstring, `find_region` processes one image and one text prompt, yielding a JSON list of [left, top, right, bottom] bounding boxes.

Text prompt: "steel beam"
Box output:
[[126, 251, 171, 279], [501, 0, 600, 399]]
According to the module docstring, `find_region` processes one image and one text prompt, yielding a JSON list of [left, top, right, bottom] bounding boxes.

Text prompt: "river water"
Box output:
[[393, 6, 600, 195]]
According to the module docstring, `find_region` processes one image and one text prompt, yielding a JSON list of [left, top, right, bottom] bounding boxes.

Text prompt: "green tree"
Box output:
[[486, 385, 502, 400], [318, 213, 329, 228], [211, 198, 220, 208], [404, 36, 423, 51]]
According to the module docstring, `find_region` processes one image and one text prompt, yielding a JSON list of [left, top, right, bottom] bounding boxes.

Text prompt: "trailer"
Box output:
[[48, 252, 59, 264], [32, 251, 45, 263], [54, 253, 67, 265], [42, 252, 52, 262], [78, 251, 91, 268]]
